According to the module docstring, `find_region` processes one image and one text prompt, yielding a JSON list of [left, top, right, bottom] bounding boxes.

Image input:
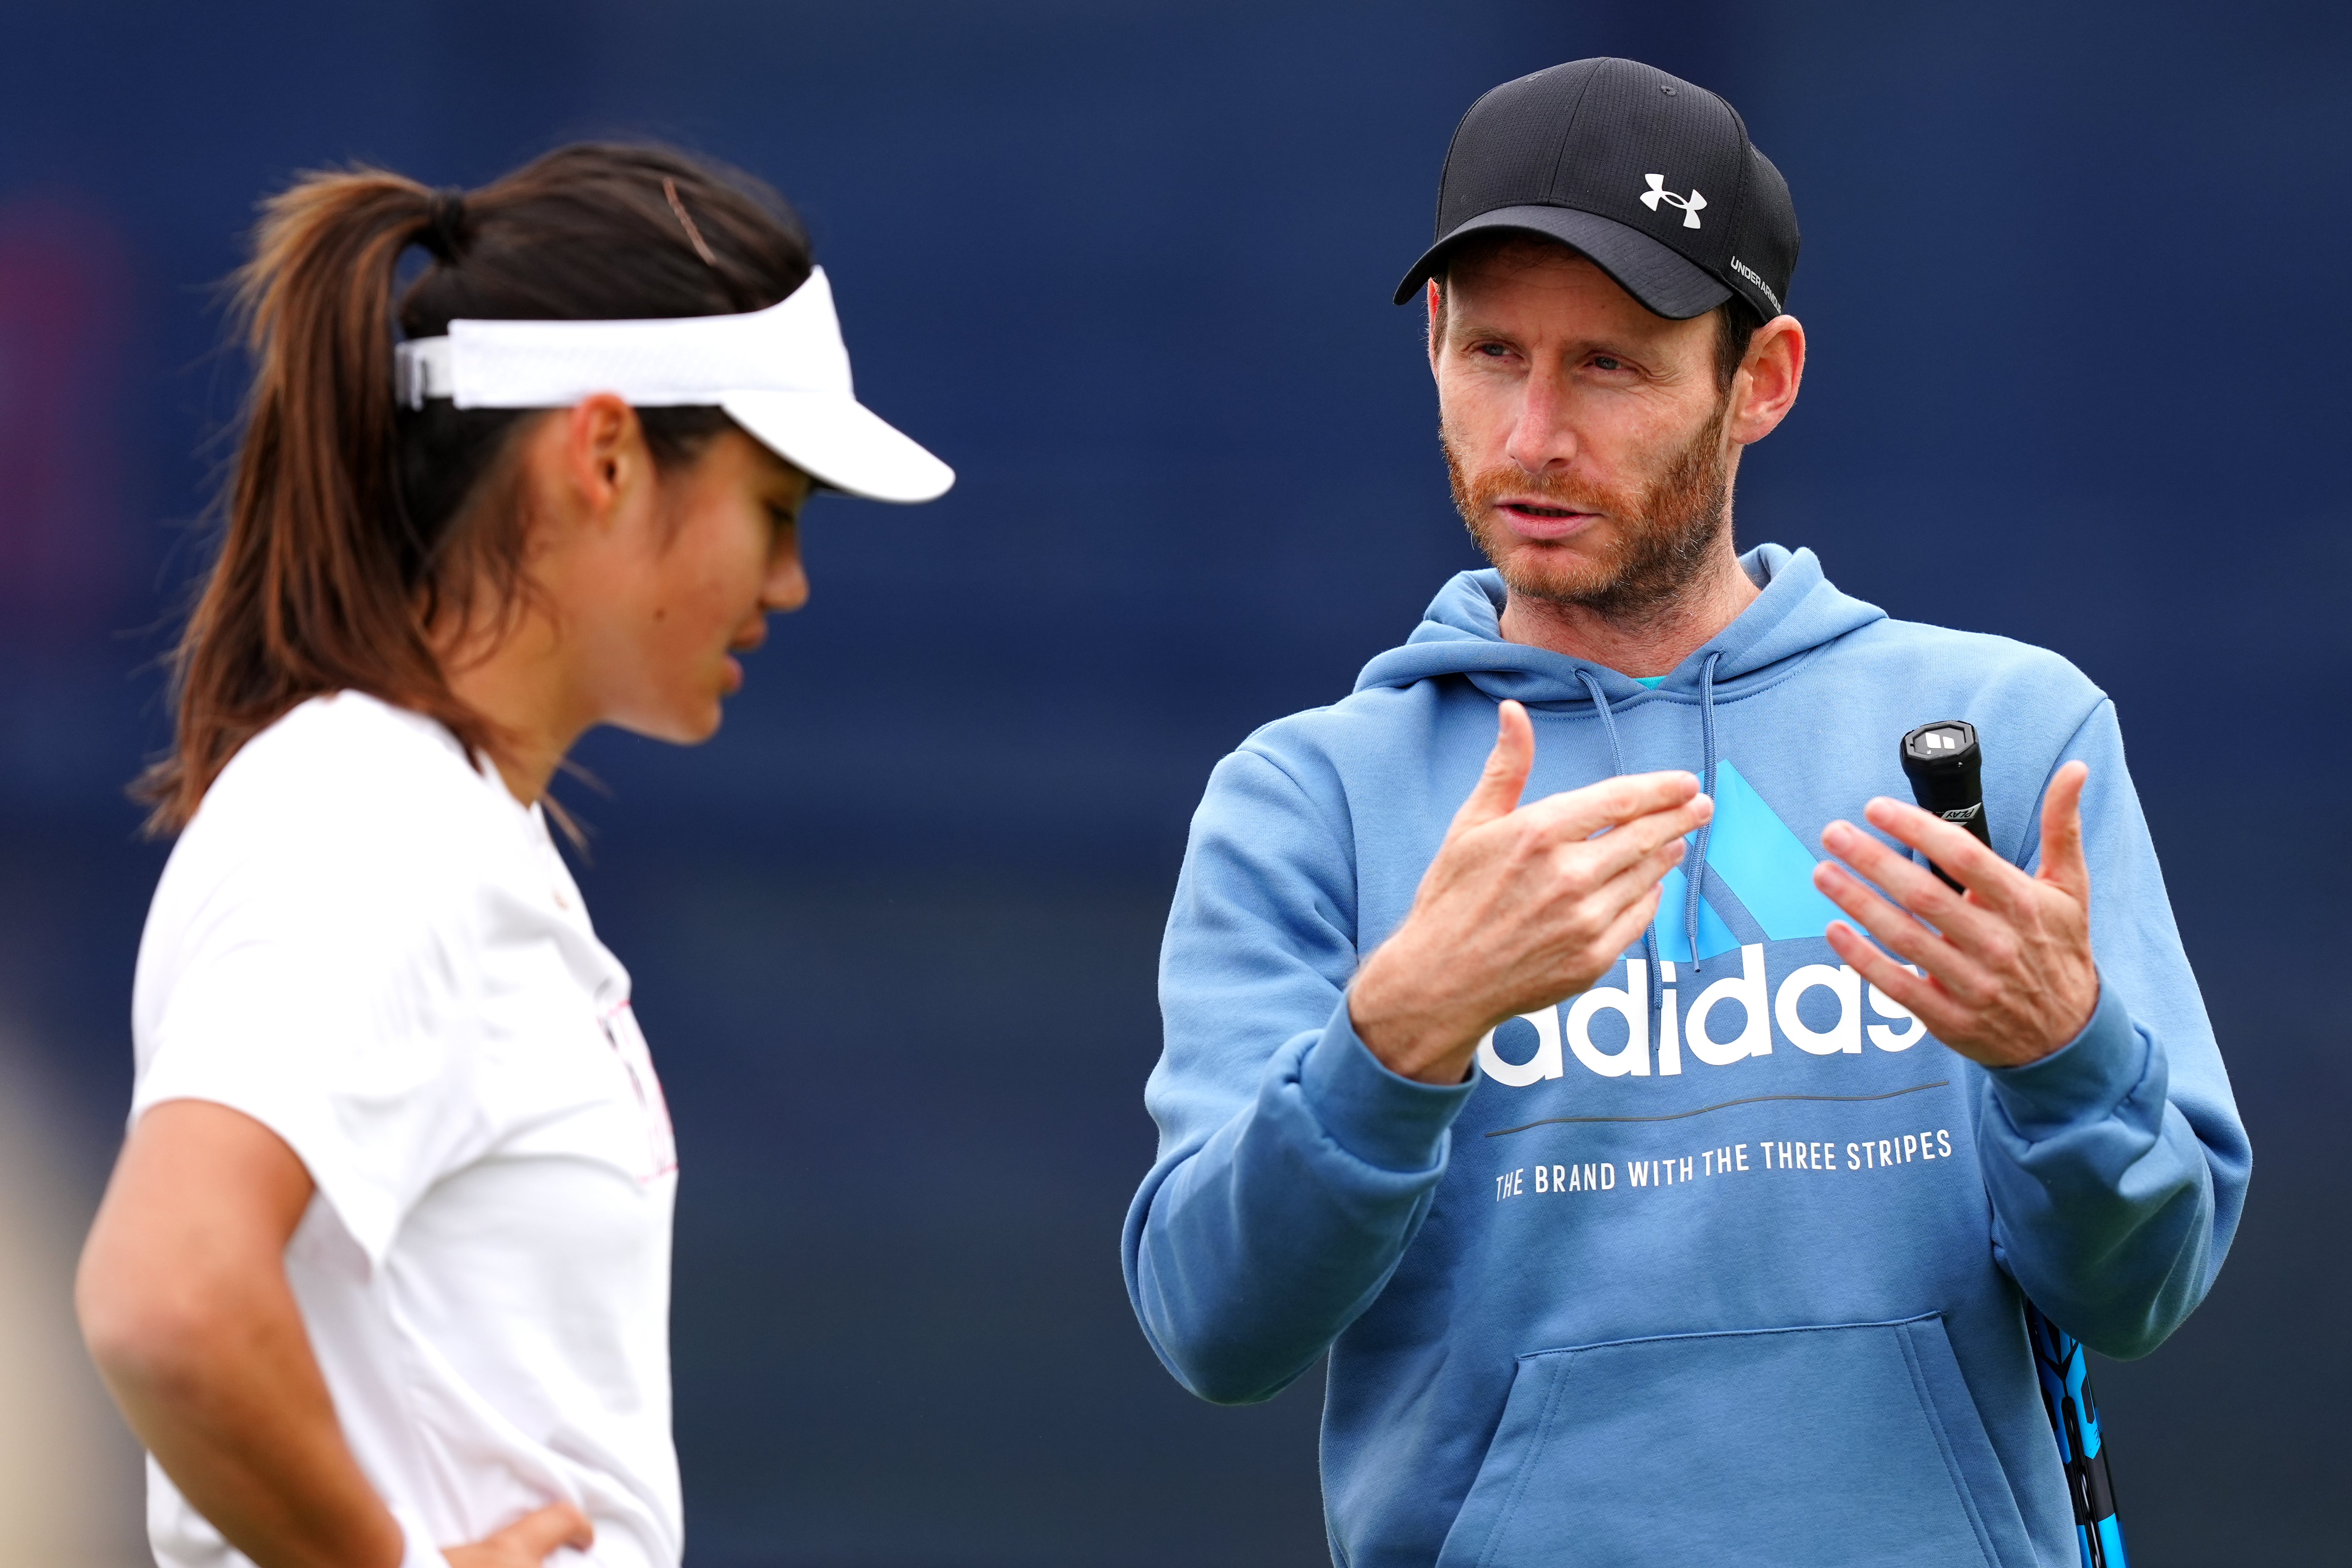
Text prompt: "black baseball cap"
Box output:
[[1394, 58, 1798, 323]]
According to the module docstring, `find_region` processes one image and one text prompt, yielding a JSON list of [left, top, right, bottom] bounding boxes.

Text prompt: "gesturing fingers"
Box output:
[[1446, 701, 1535, 842], [1810, 857, 1956, 979], [1817, 818, 1981, 938], [1528, 769, 1704, 843], [2036, 761, 2092, 906], [1858, 797, 2027, 910], [1823, 920, 1962, 1038], [1571, 794, 1714, 887], [1591, 875, 1672, 967], [1616, 835, 1699, 914], [1519, 838, 1681, 1006]]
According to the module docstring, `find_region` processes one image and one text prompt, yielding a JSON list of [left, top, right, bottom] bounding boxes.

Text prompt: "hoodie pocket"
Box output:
[[1435, 1315, 2033, 1568]]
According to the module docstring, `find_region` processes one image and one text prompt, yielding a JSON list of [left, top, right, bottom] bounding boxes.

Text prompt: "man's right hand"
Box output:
[[445, 1504, 594, 1568], [1348, 699, 1711, 1085]]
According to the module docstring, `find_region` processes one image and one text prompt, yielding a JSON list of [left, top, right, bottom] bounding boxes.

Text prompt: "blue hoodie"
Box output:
[[1123, 546, 2248, 1568]]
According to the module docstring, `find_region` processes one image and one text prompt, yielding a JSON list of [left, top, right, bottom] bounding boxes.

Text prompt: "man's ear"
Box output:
[[1727, 314, 1806, 448], [1426, 278, 1445, 374]]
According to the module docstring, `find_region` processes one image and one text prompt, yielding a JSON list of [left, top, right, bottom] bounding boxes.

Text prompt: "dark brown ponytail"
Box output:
[[139, 143, 812, 832]]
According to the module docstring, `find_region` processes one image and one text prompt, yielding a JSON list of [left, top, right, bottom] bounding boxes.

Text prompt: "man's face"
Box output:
[[1433, 242, 1734, 617]]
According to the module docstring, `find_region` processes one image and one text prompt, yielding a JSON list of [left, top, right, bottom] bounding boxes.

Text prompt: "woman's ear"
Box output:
[[556, 394, 648, 526]]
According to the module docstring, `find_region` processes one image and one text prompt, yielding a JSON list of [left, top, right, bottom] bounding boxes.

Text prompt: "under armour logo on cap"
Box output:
[[1640, 174, 1707, 229]]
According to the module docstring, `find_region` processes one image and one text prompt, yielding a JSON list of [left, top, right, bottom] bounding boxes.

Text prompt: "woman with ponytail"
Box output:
[[74, 145, 951, 1568]]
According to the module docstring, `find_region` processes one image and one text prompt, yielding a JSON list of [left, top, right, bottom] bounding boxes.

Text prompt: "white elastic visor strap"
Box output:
[[394, 266, 854, 412]]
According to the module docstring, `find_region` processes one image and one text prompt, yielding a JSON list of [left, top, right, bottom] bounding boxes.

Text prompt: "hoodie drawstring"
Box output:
[[1685, 651, 1724, 974], [1575, 670, 1665, 1004]]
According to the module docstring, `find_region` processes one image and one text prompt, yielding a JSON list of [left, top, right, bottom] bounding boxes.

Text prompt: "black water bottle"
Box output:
[[1899, 719, 1990, 891]]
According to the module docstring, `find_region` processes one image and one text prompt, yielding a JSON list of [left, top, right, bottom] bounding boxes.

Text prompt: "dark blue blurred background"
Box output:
[[2, 2, 2344, 1562]]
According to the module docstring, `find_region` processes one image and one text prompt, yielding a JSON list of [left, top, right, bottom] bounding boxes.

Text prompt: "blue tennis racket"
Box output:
[[2025, 1303, 2127, 1568]]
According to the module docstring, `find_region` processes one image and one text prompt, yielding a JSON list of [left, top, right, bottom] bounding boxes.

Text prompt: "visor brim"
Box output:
[[720, 390, 955, 504]]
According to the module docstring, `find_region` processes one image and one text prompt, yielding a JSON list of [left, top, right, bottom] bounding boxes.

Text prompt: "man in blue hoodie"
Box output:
[[1122, 57, 2248, 1568]]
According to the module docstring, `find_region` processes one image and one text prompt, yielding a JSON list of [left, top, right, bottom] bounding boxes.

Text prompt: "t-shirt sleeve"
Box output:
[[132, 845, 491, 1270]]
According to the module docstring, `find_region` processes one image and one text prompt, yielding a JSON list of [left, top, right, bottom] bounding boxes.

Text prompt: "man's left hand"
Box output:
[[1811, 761, 2098, 1069]]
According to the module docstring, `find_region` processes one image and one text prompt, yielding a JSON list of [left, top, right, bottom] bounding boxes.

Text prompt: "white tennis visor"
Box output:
[[392, 267, 952, 504]]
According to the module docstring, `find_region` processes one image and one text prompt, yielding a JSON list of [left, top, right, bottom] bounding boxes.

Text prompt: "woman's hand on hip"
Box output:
[[445, 1503, 594, 1568]]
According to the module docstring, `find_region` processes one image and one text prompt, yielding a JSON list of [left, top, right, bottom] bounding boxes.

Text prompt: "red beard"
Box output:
[[1443, 398, 1733, 619]]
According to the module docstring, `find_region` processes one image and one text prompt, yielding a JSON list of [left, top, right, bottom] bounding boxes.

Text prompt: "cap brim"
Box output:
[[719, 390, 955, 504], [1392, 204, 1731, 320]]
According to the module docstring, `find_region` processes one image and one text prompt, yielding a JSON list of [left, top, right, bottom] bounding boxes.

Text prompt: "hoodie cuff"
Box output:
[[1985, 983, 2146, 1142], [1299, 997, 1478, 1173]]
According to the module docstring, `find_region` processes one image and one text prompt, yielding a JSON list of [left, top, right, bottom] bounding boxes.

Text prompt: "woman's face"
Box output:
[[576, 425, 813, 744]]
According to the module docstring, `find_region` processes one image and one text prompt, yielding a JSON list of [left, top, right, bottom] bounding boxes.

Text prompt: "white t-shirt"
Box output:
[[130, 692, 682, 1568]]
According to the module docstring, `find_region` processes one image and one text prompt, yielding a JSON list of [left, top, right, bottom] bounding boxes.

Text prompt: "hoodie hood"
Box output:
[[1354, 544, 1886, 707]]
